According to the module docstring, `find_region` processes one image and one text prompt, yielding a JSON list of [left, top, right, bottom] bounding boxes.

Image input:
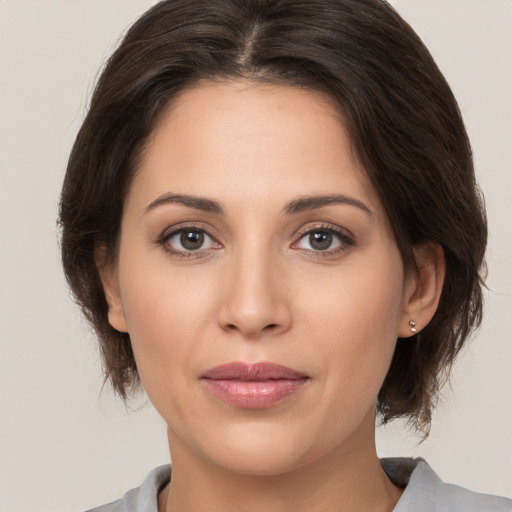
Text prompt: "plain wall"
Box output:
[[0, 1, 510, 511]]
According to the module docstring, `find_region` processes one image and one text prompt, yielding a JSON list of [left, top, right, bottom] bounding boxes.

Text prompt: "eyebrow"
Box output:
[[284, 194, 372, 216], [145, 193, 224, 214], [144, 192, 372, 216]]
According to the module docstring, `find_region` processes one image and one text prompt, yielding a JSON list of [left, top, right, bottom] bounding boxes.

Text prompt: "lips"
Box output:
[[201, 362, 309, 409]]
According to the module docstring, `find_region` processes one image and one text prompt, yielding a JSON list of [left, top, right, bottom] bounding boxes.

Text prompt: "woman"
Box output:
[[58, 0, 511, 510]]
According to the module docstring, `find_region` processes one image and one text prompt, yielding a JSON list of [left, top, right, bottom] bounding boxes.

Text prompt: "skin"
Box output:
[[99, 80, 444, 512]]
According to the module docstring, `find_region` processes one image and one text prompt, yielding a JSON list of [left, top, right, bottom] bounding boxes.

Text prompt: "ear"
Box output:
[[398, 242, 445, 338], [94, 246, 128, 333]]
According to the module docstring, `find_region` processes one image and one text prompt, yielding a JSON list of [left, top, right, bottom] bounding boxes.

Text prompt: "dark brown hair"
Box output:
[[59, 0, 487, 433]]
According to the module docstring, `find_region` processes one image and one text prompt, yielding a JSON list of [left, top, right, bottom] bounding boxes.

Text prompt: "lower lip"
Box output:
[[202, 378, 309, 409]]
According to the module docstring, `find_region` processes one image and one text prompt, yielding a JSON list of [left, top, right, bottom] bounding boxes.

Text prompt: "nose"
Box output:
[[217, 245, 292, 339]]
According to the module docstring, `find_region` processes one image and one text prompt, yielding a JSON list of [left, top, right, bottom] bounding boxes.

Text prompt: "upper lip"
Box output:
[[201, 361, 308, 381]]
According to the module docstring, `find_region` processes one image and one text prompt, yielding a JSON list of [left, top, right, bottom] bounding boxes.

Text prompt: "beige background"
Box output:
[[0, 1, 511, 511]]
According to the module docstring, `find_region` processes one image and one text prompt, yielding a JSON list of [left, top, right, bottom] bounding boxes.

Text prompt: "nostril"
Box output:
[[223, 322, 280, 335]]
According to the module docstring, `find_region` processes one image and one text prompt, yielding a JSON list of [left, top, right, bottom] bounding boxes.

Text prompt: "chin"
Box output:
[[192, 422, 327, 477]]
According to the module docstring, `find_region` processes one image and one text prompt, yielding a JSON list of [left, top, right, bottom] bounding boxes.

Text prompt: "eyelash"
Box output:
[[156, 223, 220, 259], [156, 223, 354, 259], [293, 223, 354, 257]]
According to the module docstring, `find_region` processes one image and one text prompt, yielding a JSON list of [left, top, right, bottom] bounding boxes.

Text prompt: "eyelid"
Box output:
[[158, 219, 222, 239], [291, 223, 355, 255], [154, 221, 354, 259], [156, 222, 223, 258]]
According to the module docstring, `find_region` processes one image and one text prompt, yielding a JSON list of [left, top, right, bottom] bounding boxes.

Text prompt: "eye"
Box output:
[[293, 226, 353, 254], [164, 228, 219, 253], [297, 230, 341, 251]]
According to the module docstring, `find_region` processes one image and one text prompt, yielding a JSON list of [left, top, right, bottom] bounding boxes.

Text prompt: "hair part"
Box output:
[[59, 0, 487, 434]]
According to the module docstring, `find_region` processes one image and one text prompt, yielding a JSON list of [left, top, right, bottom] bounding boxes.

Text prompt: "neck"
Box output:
[[163, 416, 403, 512]]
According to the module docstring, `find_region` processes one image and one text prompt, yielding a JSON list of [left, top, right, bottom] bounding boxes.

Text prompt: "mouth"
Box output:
[[200, 361, 310, 409]]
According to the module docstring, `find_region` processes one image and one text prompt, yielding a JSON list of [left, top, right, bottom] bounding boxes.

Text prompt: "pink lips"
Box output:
[[201, 362, 309, 409]]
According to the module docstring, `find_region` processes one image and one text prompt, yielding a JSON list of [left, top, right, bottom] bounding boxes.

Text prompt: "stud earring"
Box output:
[[409, 320, 417, 333]]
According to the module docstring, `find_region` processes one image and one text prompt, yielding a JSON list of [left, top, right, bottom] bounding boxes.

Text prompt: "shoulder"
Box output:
[[84, 465, 171, 512], [382, 458, 512, 512]]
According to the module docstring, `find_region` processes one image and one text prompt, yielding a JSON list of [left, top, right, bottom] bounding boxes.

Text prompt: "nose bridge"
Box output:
[[218, 232, 290, 338]]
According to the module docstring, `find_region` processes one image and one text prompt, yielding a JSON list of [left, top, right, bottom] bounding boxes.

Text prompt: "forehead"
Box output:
[[129, 80, 381, 214]]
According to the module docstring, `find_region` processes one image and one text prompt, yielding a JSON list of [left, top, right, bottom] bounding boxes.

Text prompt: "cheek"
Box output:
[[116, 250, 218, 399], [300, 253, 404, 333], [296, 247, 405, 397]]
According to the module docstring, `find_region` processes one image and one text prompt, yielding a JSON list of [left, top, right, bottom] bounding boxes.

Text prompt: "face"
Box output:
[[104, 81, 416, 475]]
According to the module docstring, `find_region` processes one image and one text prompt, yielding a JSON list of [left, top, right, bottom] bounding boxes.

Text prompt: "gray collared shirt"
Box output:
[[86, 458, 512, 511]]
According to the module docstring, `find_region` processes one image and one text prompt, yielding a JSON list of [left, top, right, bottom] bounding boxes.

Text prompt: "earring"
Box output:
[[409, 320, 417, 333]]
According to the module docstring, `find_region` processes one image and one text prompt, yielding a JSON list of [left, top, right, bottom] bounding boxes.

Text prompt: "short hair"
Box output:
[[59, 0, 487, 433]]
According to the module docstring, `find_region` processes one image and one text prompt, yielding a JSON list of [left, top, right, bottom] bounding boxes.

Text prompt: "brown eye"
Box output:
[[180, 229, 205, 250], [309, 231, 333, 250], [293, 226, 353, 255], [164, 228, 218, 253], [297, 230, 342, 252]]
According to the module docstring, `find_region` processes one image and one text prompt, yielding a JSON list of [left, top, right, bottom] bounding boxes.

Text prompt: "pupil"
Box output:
[[310, 231, 332, 250], [181, 230, 204, 250]]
